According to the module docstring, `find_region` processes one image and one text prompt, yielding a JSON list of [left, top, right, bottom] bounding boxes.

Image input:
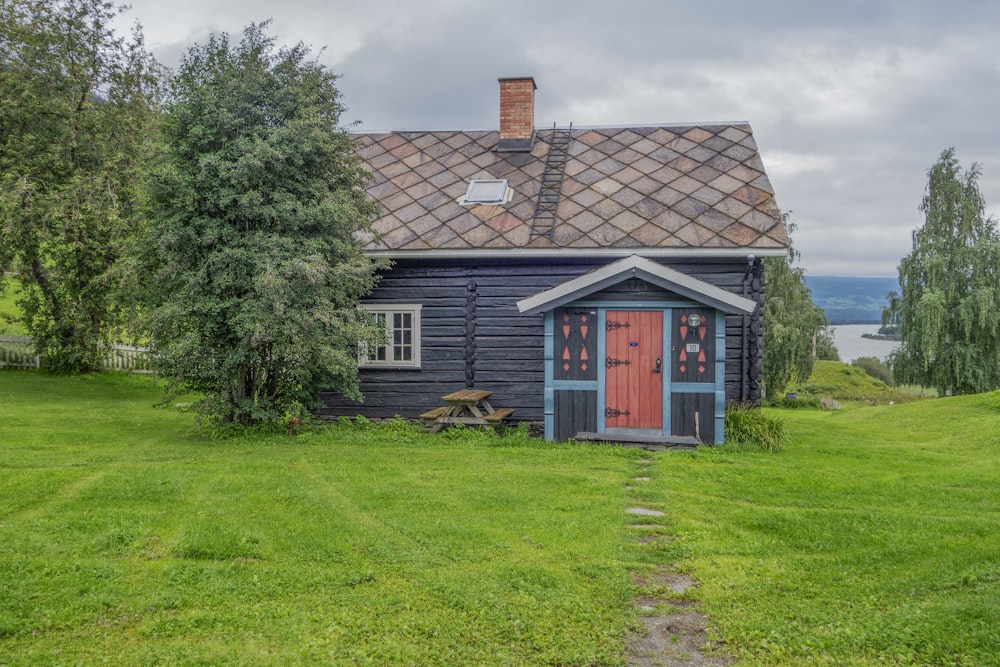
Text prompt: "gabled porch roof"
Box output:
[[516, 255, 758, 316]]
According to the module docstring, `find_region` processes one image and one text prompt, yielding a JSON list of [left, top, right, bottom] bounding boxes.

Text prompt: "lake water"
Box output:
[[830, 324, 900, 362]]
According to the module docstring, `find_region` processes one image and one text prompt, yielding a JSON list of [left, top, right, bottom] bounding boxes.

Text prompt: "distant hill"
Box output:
[[804, 276, 899, 324]]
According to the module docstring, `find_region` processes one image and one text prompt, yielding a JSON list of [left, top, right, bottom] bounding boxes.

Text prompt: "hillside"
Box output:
[[804, 275, 898, 324]]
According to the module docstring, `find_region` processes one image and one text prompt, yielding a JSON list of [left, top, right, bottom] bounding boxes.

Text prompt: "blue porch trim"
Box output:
[[543, 311, 554, 440], [715, 310, 727, 444]]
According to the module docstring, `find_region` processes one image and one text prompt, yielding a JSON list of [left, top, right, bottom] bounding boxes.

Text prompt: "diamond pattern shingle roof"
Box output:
[[353, 124, 789, 253]]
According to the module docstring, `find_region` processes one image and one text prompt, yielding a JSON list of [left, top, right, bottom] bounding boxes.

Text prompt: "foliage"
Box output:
[[0, 0, 160, 372], [763, 217, 833, 396], [852, 355, 893, 386], [766, 394, 822, 409], [814, 327, 840, 361], [0, 274, 26, 333], [724, 403, 786, 451], [884, 148, 1000, 395], [139, 24, 382, 426]]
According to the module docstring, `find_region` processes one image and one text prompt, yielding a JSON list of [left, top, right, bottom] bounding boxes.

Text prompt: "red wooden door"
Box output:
[[605, 311, 663, 429]]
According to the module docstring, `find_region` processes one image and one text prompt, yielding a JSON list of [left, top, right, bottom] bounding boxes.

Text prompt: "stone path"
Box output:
[[625, 459, 732, 666]]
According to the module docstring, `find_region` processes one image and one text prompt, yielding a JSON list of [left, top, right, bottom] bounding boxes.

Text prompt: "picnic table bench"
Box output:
[[419, 389, 515, 433]]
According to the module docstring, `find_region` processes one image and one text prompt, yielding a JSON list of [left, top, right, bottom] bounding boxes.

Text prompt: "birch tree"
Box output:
[[884, 148, 1000, 395]]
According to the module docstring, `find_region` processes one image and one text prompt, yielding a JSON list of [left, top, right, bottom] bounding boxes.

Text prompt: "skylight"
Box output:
[[460, 179, 509, 205]]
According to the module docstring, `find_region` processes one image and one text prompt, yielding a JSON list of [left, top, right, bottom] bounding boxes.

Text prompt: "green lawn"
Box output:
[[1, 371, 998, 665]]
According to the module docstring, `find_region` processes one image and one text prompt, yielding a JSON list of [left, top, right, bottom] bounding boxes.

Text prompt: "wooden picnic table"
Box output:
[[419, 389, 515, 433]]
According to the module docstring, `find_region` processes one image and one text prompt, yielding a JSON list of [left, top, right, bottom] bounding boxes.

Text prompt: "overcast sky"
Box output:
[[118, 0, 1000, 277]]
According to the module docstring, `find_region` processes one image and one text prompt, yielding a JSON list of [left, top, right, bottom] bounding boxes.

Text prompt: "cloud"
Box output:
[[117, 0, 1000, 276]]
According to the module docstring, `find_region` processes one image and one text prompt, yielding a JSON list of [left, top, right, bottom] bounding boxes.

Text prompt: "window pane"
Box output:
[[360, 306, 418, 366]]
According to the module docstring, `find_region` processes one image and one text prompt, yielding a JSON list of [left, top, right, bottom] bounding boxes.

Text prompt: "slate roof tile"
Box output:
[[649, 186, 686, 207], [565, 210, 604, 233], [696, 208, 736, 232], [718, 126, 749, 142], [610, 210, 648, 233], [674, 223, 717, 246], [610, 166, 644, 186], [610, 186, 645, 208], [648, 128, 678, 144], [574, 168, 606, 186], [575, 149, 606, 166], [669, 175, 704, 195], [630, 175, 666, 196], [594, 157, 627, 176], [722, 144, 755, 162], [691, 186, 725, 206], [673, 197, 711, 220], [593, 178, 625, 197], [592, 198, 626, 220], [351, 123, 787, 253], [569, 187, 605, 209], [633, 197, 667, 220], [702, 135, 734, 152], [615, 129, 644, 146], [720, 222, 762, 246], [685, 146, 719, 164], [631, 222, 674, 246]]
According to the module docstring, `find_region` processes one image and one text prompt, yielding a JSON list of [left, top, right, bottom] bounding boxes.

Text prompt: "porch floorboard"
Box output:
[[574, 432, 700, 450]]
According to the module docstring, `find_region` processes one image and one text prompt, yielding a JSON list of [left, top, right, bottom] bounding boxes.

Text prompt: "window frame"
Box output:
[[358, 304, 422, 369], [459, 179, 510, 205]]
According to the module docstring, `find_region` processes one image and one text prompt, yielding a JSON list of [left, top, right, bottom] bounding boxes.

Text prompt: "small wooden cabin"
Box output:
[[319, 77, 789, 444]]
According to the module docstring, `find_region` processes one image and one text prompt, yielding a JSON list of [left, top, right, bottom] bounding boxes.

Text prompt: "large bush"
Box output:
[[852, 356, 893, 386]]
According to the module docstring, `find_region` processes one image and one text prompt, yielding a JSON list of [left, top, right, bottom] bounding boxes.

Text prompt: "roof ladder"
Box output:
[[530, 123, 573, 240]]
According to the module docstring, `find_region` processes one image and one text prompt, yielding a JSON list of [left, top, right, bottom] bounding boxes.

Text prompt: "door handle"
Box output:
[[652, 357, 661, 373]]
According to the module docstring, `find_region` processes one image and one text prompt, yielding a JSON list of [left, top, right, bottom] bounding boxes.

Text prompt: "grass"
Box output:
[[2, 370, 999, 665], [0, 372, 643, 665], [791, 359, 919, 404]]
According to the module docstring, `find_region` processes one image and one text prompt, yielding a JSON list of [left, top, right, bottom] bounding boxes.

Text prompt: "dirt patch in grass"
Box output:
[[628, 571, 731, 667]]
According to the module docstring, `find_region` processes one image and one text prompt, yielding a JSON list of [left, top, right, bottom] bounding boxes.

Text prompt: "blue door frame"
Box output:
[[544, 301, 726, 443]]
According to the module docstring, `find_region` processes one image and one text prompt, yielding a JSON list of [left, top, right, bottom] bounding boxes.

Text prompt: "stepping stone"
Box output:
[[626, 507, 664, 516], [634, 476, 650, 481]]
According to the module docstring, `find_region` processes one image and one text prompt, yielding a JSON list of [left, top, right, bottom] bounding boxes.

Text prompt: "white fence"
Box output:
[[0, 335, 153, 373]]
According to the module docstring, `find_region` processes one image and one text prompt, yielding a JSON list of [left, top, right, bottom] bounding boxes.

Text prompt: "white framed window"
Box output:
[[359, 304, 421, 368]]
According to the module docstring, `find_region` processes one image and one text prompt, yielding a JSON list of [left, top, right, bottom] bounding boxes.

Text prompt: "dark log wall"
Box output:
[[317, 256, 764, 421]]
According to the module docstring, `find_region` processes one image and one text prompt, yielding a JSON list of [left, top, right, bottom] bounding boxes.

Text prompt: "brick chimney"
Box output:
[[497, 76, 536, 152]]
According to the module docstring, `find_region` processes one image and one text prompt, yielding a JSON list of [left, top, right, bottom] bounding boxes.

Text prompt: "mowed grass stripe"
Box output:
[[0, 371, 642, 665]]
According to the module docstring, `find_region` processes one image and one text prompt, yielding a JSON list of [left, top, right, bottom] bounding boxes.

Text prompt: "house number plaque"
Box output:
[[686, 343, 701, 353]]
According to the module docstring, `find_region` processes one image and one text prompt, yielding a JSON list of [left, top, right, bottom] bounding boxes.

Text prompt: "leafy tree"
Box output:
[[814, 329, 840, 361], [883, 148, 1000, 395], [0, 0, 160, 372], [763, 218, 833, 396], [141, 24, 383, 426], [852, 356, 893, 386]]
